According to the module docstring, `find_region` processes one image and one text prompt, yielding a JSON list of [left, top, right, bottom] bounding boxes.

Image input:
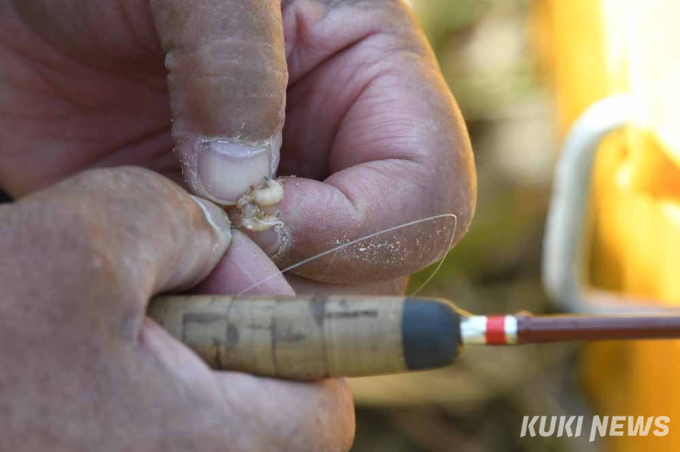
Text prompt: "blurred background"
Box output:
[[350, 1, 680, 451]]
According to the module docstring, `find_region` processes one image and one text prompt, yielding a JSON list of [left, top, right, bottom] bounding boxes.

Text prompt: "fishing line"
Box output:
[[408, 213, 457, 297], [238, 213, 458, 295]]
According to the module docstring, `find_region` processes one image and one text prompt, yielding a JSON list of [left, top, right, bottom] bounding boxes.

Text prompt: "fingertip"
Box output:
[[214, 373, 355, 452], [243, 176, 466, 284], [189, 195, 232, 249], [243, 224, 288, 258]]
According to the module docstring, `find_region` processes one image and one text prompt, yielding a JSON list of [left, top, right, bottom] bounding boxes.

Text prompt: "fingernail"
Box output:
[[246, 225, 285, 257], [197, 140, 271, 205], [191, 196, 232, 249]]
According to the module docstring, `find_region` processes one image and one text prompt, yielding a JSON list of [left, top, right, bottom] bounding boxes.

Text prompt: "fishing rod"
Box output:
[[148, 295, 680, 380]]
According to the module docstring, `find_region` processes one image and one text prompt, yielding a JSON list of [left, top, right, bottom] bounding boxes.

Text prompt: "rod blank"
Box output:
[[514, 313, 680, 344]]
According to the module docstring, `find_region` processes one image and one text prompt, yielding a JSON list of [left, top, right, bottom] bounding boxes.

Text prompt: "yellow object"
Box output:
[[535, 0, 680, 450]]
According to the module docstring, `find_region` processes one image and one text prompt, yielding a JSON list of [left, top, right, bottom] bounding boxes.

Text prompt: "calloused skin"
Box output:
[[0, 0, 476, 449]]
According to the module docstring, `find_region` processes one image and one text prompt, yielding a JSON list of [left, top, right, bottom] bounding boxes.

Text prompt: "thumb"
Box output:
[[150, 0, 287, 205]]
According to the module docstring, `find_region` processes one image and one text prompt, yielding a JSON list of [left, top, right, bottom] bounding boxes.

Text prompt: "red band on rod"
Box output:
[[486, 316, 507, 345]]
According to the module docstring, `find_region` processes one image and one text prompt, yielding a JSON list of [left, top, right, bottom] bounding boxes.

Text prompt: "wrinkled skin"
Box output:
[[0, 0, 476, 285], [0, 167, 354, 451], [0, 0, 476, 449]]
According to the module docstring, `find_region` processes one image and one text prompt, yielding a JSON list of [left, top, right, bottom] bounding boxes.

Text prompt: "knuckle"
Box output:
[[24, 167, 189, 302]]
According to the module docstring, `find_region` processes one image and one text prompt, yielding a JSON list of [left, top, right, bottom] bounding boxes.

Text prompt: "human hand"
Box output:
[[0, 167, 353, 451], [0, 0, 476, 290]]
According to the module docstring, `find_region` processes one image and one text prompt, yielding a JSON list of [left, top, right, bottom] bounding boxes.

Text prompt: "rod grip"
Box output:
[[148, 295, 462, 380]]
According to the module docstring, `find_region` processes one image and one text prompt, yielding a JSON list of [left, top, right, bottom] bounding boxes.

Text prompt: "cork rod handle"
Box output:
[[147, 295, 462, 380]]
